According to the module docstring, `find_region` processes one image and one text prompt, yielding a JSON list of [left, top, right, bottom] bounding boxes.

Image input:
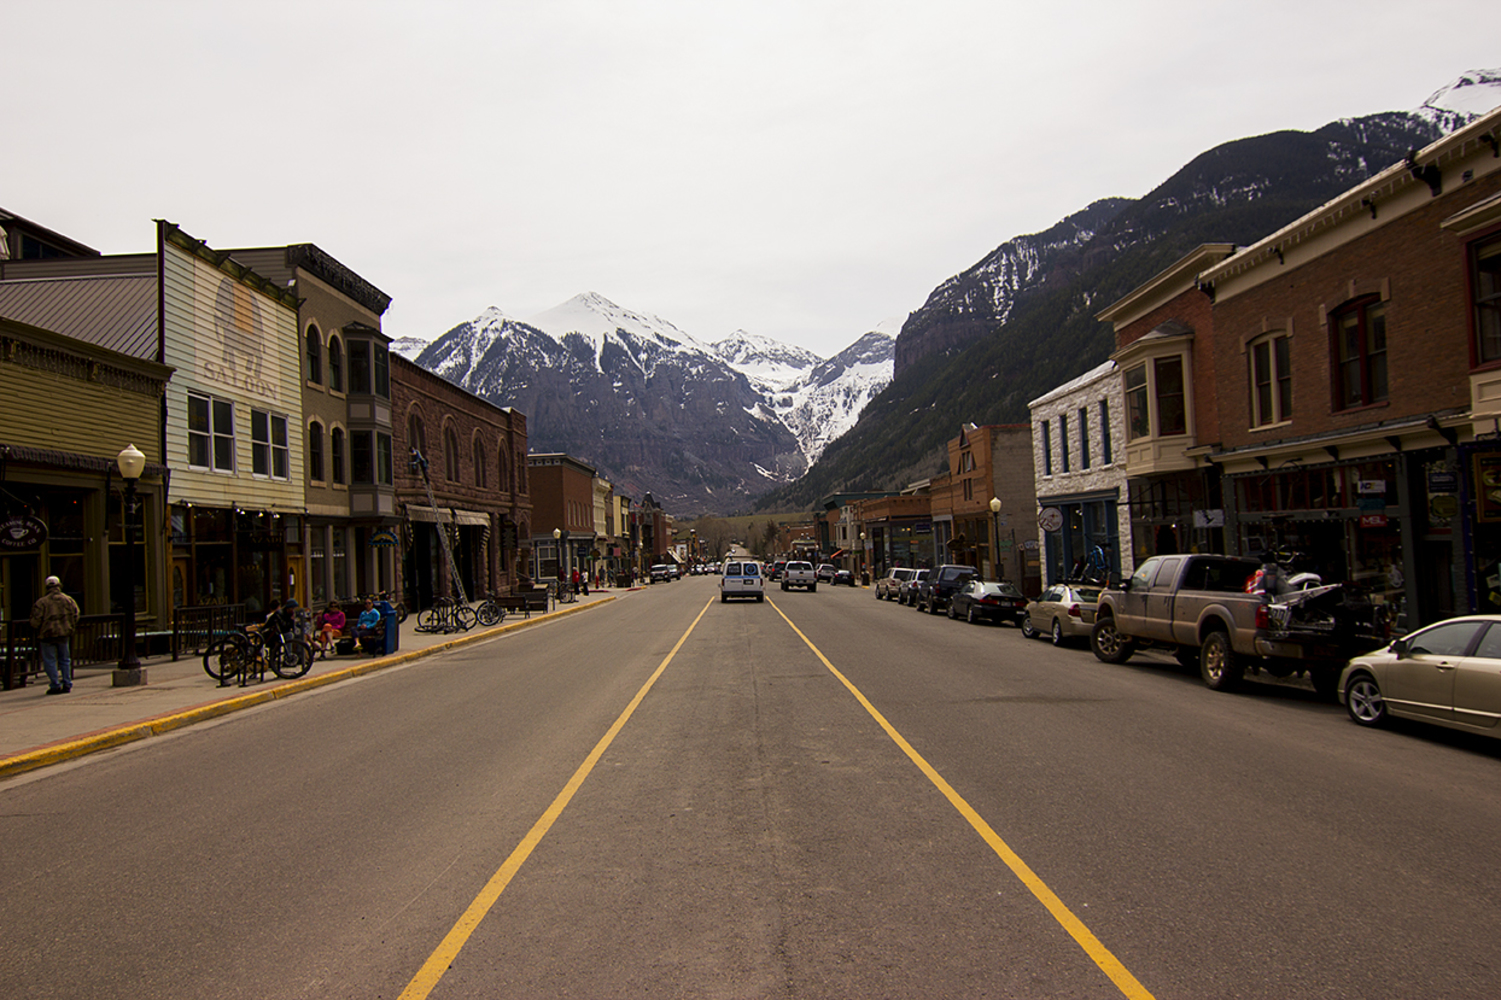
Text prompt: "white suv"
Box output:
[[720, 560, 765, 603]]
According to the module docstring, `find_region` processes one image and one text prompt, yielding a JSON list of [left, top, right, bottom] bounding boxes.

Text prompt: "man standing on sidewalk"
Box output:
[[30, 575, 80, 695]]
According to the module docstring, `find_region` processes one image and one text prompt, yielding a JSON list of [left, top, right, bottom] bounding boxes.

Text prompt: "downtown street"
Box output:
[[4, 577, 1501, 999]]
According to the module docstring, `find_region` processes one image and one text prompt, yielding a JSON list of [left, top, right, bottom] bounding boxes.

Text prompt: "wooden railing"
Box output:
[[2, 615, 127, 690]]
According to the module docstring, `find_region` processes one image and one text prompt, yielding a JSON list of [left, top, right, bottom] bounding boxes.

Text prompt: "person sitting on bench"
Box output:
[[352, 597, 382, 653]]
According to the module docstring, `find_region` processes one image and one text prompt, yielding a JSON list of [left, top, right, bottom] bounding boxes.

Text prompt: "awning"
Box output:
[[828, 549, 846, 559], [406, 505, 491, 526]]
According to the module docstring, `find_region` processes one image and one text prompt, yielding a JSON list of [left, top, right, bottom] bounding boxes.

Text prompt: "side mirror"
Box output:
[[1118, 577, 1132, 592], [1390, 637, 1408, 659]]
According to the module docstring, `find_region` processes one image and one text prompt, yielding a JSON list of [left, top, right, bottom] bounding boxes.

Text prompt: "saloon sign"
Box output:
[[0, 514, 48, 551]]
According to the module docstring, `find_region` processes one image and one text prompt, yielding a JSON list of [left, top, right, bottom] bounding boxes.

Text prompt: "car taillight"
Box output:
[[1255, 604, 1271, 630], [1067, 603, 1081, 618]]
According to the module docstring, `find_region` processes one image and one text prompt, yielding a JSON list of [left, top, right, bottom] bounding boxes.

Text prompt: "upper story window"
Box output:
[[1474, 233, 1501, 365], [474, 438, 488, 488], [351, 430, 373, 484], [328, 336, 344, 393], [1124, 355, 1189, 440], [348, 340, 371, 395], [188, 391, 235, 472], [377, 432, 393, 486], [374, 344, 390, 398], [306, 325, 322, 385], [1059, 413, 1071, 473], [444, 427, 460, 482], [498, 444, 511, 491], [251, 409, 290, 480], [408, 412, 427, 462], [1078, 406, 1090, 469], [1099, 400, 1112, 464], [308, 420, 325, 482], [1330, 297, 1387, 410], [1041, 420, 1053, 476], [330, 427, 346, 485], [1249, 332, 1292, 427]]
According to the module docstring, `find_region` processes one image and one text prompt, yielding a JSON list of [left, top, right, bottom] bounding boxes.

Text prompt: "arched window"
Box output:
[[408, 412, 427, 461], [497, 444, 511, 492], [328, 335, 344, 393], [330, 426, 346, 485], [517, 452, 528, 493], [306, 325, 322, 384], [473, 436, 487, 488], [308, 420, 325, 481], [444, 426, 461, 482]]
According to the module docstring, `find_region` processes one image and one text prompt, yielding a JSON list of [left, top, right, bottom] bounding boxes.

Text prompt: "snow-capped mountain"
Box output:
[[390, 336, 430, 360], [412, 293, 895, 514]]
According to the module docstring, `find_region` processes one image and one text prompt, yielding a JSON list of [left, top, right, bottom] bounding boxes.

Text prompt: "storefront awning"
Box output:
[[828, 548, 845, 558], [406, 505, 490, 526]]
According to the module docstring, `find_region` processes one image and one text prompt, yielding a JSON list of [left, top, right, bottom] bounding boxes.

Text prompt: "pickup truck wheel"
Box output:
[[1199, 631, 1243, 692], [1344, 672, 1388, 726], [809, 583, 817, 592], [1021, 617, 1038, 639], [1091, 617, 1136, 664], [929, 598, 942, 615]]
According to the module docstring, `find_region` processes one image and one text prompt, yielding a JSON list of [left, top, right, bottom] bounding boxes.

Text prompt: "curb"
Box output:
[[0, 596, 615, 782]]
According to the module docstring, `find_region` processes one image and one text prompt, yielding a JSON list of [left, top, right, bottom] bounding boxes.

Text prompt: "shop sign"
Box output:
[[1430, 494, 1460, 520], [0, 514, 48, 550], [369, 529, 399, 548], [1193, 509, 1225, 528], [1357, 479, 1386, 495], [1038, 507, 1064, 532], [1428, 471, 1459, 494], [1358, 496, 1386, 513], [1359, 514, 1389, 528], [1476, 454, 1501, 522]]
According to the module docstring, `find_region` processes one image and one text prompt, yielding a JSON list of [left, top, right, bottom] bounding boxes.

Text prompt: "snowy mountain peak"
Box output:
[[1415, 67, 1501, 128], [526, 291, 703, 351]]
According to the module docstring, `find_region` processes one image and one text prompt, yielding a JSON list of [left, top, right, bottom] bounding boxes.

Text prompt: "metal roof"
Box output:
[[0, 273, 157, 361]]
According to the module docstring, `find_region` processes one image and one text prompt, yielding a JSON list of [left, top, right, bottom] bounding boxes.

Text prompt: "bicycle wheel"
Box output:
[[454, 604, 479, 631], [273, 638, 313, 680], [416, 605, 441, 632], [203, 633, 248, 681], [476, 602, 503, 627], [394, 602, 409, 625]]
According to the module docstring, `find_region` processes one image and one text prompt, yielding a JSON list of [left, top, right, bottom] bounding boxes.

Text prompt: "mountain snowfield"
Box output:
[[399, 294, 897, 472]]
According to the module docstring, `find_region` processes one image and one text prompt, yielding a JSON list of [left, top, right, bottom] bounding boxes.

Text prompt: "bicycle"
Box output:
[[203, 622, 312, 684], [551, 580, 578, 605], [415, 596, 477, 633], [475, 593, 508, 627]]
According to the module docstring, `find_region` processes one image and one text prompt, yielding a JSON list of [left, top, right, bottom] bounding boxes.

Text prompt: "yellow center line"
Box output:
[[398, 597, 716, 1000], [768, 598, 1156, 1000]]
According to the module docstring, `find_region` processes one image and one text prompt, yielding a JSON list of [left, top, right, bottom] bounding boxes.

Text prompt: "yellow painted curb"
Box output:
[[0, 597, 615, 781]]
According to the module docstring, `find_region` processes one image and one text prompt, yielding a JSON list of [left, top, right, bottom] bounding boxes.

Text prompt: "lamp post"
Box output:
[[115, 444, 147, 686], [859, 530, 867, 585], [989, 497, 1003, 581], [553, 527, 567, 591]]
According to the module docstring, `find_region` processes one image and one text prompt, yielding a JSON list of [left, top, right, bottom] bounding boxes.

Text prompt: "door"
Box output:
[[1384, 620, 1483, 721], [1452, 622, 1501, 730]]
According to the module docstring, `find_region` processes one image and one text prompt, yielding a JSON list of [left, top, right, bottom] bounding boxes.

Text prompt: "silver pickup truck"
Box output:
[[780, 560, 818, 592], [1090, 554, 1387, 696]]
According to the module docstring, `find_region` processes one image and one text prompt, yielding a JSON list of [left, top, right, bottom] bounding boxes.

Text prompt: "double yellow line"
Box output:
[[400, 597, 1154, 999]]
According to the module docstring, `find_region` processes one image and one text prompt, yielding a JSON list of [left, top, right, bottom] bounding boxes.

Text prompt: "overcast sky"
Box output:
[[7, 2, 1497, 357]]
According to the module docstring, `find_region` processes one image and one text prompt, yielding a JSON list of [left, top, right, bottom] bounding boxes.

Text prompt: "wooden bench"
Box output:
[[493, 590, 550, 618]]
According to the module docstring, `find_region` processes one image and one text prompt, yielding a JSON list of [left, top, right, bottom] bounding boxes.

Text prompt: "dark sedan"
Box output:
[[947, 580, 1028, 626]]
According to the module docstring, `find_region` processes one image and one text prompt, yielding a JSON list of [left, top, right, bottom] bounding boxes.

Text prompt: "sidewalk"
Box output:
[[0, 591, 621, 781]]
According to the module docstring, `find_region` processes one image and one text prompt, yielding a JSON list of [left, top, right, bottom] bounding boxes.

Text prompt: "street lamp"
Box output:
[[553, 526, 566, 590], [859, 530, 867, 585], [115, 444, 146, 686], [989, 497, 1003, 580]]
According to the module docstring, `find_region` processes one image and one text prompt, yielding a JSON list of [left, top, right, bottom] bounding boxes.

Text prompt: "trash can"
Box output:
[[376, 600, 399, 655], [861, 571, 870, 586]]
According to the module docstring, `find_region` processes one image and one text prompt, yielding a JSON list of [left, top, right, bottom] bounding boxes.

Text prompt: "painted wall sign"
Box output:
[[0, 514, 48, 550]]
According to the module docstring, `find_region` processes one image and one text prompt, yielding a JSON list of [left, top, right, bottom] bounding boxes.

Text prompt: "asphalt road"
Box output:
[[4, 576, 1501, 999]]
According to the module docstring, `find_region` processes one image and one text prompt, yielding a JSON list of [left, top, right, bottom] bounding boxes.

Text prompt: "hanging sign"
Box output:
[[0, 514, 48, 550], [1038, 507, 1064, 533], [369, 529, 399, 548]]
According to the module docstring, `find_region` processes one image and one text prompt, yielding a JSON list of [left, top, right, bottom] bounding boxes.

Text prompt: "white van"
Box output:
[[720, 560, 765, 603]]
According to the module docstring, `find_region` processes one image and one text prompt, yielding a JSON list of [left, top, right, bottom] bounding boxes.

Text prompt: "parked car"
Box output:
[[1022, 583, 1105, 645], [876, 567, 917, 601], [769, 560, 787, 581], [719, 560, 766, 603], [948, 580, 1029, 625], [832, 569, 855, 586], [897, 568, 929, 606], [650, 564, 675, 583], [816, 563, 836, 583], [916, 564, 977, 615], [781, 560, 818, 592], [1339, 615, 1501, 738]]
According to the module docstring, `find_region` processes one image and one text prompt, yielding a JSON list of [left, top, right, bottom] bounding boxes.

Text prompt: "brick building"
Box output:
[[392, 355, 530, 607]]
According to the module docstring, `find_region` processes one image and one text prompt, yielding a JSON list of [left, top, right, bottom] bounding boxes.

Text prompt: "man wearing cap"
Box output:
[[30, 575, 80, 695]]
